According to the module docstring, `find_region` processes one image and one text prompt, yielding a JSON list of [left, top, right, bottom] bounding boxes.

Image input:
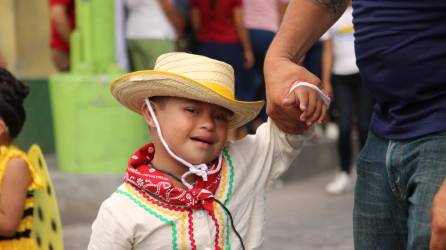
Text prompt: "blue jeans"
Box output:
[[245, 29, 276, 121], [354, 131, 446, 249]]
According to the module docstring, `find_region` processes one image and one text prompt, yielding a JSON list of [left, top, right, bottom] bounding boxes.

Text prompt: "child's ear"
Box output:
[[141, 105, 156, 129], [0, 119, 8, 136]]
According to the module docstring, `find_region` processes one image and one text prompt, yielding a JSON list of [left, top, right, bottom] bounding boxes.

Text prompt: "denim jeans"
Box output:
[[245, 29, 276, 121], [354, 131, 446, 250]]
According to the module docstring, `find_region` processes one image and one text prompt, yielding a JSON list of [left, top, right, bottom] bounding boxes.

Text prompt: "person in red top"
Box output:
[[49, 0, 75, 72], [191, 0, 254, 139]]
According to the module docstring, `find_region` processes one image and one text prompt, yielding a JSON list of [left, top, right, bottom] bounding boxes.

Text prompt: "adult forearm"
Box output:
[[267, 0, 347, 64], [278, 2, 288, 24], [321, 40, 333, 85], [160, 0, 184, 38], [51, 6, 72, 44], [263, 0, 346, 133], [233, 8, 253, 53], [55, 21, 71, 44], [190, 8, 200, 35]]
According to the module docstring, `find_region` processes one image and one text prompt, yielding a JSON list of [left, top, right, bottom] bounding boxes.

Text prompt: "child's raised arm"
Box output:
[[0, 158, 31, 236]]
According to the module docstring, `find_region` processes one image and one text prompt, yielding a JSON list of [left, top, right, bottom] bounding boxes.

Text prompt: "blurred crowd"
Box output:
[[44, 0, 371, 193], [46, 0, 290, 140]]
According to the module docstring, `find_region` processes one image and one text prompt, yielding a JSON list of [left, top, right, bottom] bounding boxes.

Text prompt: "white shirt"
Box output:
[[124, 0, 176, 40], [88, 119, 311, 250], [321, 7, 359, 75]]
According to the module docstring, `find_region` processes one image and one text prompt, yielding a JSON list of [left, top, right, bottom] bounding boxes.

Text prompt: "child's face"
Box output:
[[148, 97, 231, 165]]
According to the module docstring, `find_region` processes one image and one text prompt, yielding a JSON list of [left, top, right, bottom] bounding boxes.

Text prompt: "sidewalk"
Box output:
[[260, 172, 354, 250]]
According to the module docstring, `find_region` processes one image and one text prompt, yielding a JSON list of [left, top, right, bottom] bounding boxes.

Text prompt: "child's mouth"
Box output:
[[191, 136, 213, 145]]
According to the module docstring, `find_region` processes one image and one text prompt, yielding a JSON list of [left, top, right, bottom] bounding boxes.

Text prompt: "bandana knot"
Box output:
[[124, 143, 222, 213]]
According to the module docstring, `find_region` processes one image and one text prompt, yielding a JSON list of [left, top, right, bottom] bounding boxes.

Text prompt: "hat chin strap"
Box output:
[[145, 98, 222, 190]]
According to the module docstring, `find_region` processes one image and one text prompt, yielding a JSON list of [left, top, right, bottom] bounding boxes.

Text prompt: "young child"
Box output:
[[88, 52, 328, 249], [0, 68, 43, 249]]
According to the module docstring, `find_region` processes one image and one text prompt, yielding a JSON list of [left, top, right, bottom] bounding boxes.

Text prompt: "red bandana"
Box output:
[[124, 144, 222, 213]]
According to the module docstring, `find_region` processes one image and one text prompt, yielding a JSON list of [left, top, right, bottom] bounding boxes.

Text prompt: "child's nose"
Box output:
[[199, 113, 216, 130]]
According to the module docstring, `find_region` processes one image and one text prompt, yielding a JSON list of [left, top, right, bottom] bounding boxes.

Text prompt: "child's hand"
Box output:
[[283, 82, 330, 126]]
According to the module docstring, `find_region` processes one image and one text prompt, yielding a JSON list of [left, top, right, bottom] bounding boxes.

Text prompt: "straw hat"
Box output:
[[111, 52, 264, 128]]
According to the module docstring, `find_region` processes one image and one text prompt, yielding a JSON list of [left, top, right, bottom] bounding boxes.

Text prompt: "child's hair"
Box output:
[[0, 68, 29, 139]]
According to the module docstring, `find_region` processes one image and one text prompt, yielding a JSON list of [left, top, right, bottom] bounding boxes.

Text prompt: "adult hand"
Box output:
[[243, 49, 255, 69], [264, 56, 322, 134], [431, 179, 446, 250]]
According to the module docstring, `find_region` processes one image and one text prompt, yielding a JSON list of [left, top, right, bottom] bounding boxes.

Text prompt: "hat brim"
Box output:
[[111, 70, 264, 128]]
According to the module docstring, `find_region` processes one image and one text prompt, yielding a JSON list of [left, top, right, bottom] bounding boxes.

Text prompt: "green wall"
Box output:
[[16, 79, 55, 154]]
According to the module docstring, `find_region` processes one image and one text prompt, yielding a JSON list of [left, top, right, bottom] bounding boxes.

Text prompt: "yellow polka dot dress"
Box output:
[[0, 145, 43, 250]]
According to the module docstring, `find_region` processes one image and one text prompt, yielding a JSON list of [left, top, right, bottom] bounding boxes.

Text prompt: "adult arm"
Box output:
[[430, 179, 446, 250], [233, 7, 254, 68], [321, 38, 334, 98], [190, 6, 200, 35], [50, 4, 72, 44], [264, 0, 347, 133], [278, 1, 288, 23], [159, 0, 185, 39], [0, 158, 31, 236]]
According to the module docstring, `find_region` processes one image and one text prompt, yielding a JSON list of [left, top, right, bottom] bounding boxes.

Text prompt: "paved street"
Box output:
[[62, 171, 354, 250], [260, 172, 354, 250]]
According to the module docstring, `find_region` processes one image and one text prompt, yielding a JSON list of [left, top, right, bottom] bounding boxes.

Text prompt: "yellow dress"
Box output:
[[0, 145, 43, 250]]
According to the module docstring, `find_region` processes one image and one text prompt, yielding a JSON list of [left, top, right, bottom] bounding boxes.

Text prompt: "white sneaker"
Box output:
[[325, 122, 339, 140], [326, 172, 351, 195]]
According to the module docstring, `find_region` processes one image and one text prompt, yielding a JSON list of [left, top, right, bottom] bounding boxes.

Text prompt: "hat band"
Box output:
[[199, 81, 234, 100]]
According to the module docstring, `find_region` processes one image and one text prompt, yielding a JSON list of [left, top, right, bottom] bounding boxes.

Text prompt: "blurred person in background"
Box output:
[[243, 0, 288, 132], [173, 0, 191, 50], [321, 0, 372, 195], [191, 0, 254, 139], [124, 0, 184, 71], [49, 0, 75, 72], [0, 52, 5, 69], [264, 0, 446, 249]]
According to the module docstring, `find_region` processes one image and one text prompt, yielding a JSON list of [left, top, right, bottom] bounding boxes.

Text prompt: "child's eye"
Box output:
[[185, 107, 197, 113], [214, 113, 229, 122]]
